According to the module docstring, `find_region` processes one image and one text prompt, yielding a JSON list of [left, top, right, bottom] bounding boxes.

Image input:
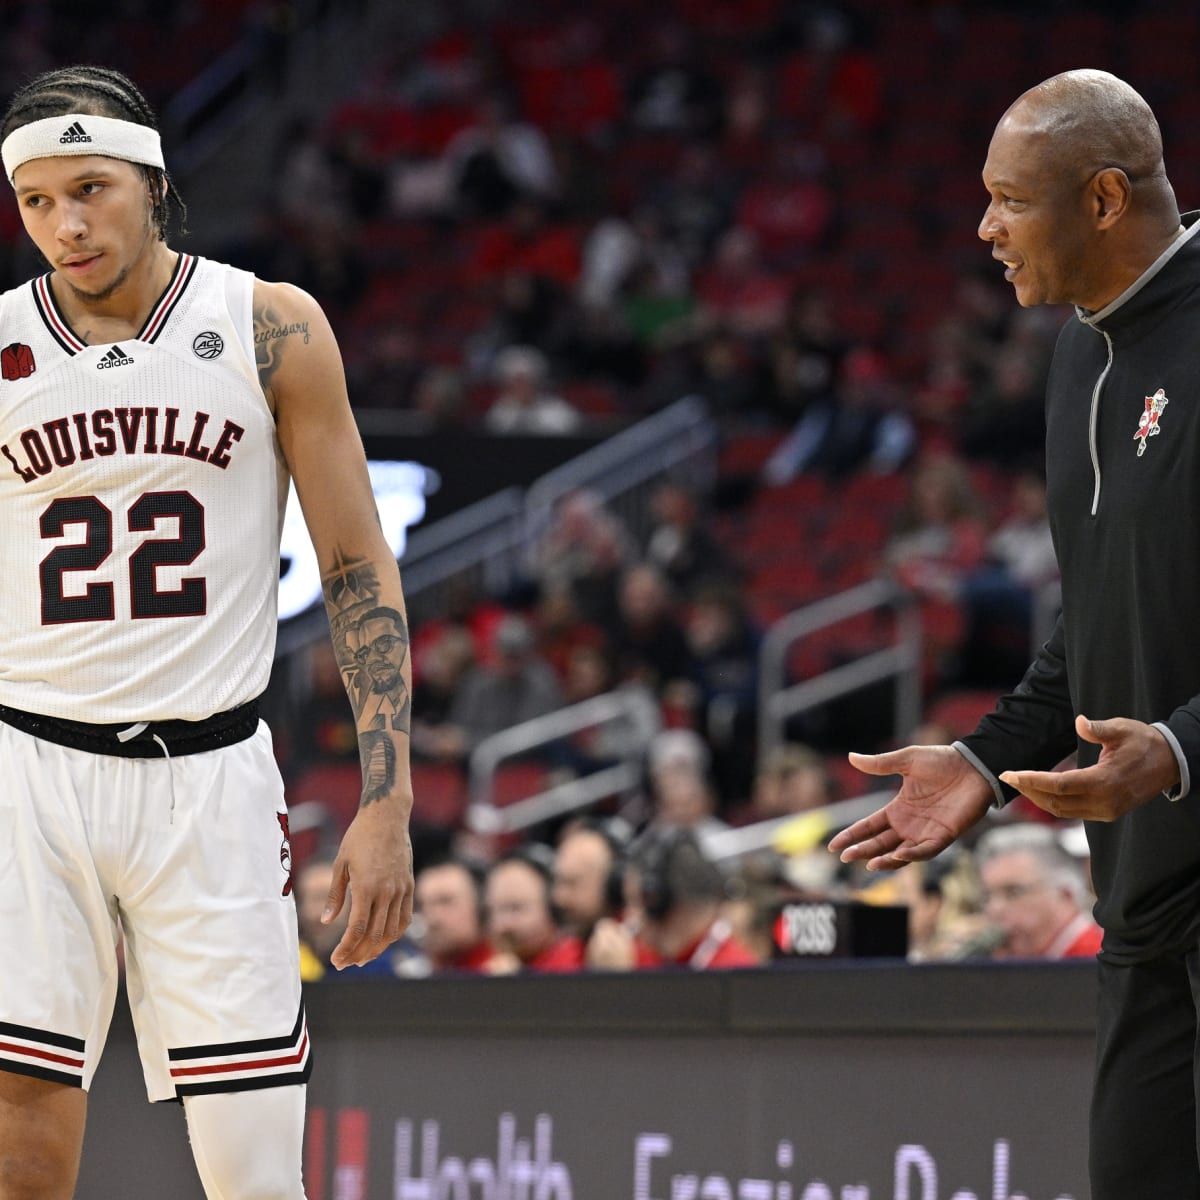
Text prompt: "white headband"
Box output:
[[2, 113, 164, 185]]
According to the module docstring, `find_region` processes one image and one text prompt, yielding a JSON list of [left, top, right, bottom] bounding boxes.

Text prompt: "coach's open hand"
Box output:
[[999, 714, 1180, 822], [322, 802, 415, 970], [829, 744, 994, 871]]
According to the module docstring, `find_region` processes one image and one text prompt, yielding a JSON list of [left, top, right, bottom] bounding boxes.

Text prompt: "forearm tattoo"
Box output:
[[253, 296, 311, 394], [321, 546, 412, 805]]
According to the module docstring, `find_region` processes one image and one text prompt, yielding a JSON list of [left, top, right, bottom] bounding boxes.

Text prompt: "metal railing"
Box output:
[[701, 792, 891, 864], [757, 578, 923, 761], [522, 395, 718, 558], [465, 686, 662, 835]]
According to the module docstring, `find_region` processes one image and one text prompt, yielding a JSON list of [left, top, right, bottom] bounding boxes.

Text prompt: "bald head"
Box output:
[[980, 70, 1182, 311], [1003, 70, 1165, 193]]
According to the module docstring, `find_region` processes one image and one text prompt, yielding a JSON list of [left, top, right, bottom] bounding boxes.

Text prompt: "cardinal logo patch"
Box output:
[[278, 811, 293, 897], [1134, 388, 1169, 456]]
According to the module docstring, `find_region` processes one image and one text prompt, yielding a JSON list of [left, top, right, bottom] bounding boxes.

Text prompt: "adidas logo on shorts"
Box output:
[[59, 121, 92, 144], [97, 345, 134, 370]]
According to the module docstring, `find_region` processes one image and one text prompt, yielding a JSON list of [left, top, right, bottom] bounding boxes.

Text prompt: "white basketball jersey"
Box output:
[[0, 254, 287, 722]]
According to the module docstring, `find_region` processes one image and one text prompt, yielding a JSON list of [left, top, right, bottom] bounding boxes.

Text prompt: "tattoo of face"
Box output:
[[322, 548, 411, 806], [253, 296, 311, 393]]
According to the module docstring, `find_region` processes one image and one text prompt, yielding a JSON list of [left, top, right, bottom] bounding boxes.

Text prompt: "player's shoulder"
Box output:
[[250, 277, 327, 327]]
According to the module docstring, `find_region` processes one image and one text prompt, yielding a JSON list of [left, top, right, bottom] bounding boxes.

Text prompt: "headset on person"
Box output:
[[571, 815, 636, 916], [499, 841, 563, 924], [633, 826, 724, 921]]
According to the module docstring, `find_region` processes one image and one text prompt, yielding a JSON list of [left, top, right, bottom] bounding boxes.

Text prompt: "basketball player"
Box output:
[[0, 67, 415, 1197]]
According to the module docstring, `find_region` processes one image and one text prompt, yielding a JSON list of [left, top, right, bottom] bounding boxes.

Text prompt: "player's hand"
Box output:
[[323, 800, 414, 969], [828, 744, 994, 871], [999, 714, 1180, 821]]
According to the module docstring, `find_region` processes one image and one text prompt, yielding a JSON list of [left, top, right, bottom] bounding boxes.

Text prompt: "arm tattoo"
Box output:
[[253, 295, 311, 394], [321, 546, 411, 806]]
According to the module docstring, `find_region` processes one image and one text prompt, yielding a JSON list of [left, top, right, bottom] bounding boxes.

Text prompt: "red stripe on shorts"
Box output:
[[0, 1039, 85, 1069], [169, 1031, 309, 1078]]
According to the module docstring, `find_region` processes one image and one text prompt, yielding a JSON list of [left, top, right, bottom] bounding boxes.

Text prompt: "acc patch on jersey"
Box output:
[[1, 342, 35, 380]]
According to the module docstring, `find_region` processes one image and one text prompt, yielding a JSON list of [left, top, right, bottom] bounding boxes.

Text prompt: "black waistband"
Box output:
[[0, 699, 260, 759]]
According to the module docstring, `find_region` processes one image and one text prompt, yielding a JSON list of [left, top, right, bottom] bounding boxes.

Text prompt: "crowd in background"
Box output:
[[1, 0, 1184, 976]]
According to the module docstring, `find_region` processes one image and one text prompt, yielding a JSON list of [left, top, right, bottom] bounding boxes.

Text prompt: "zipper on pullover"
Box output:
[[1088, 329, 1113, 516]]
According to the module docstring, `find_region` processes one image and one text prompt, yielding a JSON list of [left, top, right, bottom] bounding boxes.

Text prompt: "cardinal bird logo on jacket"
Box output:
[[1134, 388, 1169, 456]]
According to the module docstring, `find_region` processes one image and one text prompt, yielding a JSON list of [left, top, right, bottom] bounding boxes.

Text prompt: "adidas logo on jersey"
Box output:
[[97, 345, 134, 370], [59, 121, 92, 144]]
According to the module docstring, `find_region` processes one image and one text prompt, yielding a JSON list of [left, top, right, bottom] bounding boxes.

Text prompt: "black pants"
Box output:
[[1091, 950, 1200, 1198]]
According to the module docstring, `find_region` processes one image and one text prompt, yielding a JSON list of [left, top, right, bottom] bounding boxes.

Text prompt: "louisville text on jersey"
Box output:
[[1, 405, 246, 483]]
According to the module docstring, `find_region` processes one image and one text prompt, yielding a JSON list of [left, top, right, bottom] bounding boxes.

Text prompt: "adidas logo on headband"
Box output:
[[2, 113, 164, 185]]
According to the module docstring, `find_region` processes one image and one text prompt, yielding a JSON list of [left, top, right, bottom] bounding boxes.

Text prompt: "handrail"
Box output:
[[466, 686, 662, 834], [701, 792, 890, 863], [398, 487, 526, 603], [522, 395, 717, 552], [757, 578, 922, 761]]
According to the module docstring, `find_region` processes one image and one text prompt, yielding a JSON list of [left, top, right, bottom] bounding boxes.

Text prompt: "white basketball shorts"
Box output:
[[0, 719, 311, 1101]]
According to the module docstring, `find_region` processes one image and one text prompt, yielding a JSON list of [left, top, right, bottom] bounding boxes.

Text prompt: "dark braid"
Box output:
[[2, 66, 187, 240]]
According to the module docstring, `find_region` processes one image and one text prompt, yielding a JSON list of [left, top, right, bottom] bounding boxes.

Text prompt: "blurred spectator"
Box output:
[[410, 364, 469, 429], [561, 642, 616, 706], [410, 626, 477, 762], [693, 225, 793, 339], [470, 195, 582, 291], [346, 325, 425, 412], [274, 115, 351, 227], [684, 578, 761, 801], [291, 639, 358, 774], [550, 816, 662, 971], [775, 10, 884, 141], [445, 91, 560, 219], [557, 645, 650, 776], [484, 847, 583, 972], [961, 460, 1059, 685], [578, 213, 643, 309], [884, 451, 990, 590], [558, 299, 649, 389], [552, 819, 630, 941], [644, 479, 733, 594], [409, 574, 507, 673], [646, 728, 730, 838], [883, 451, 990, 687], [619, 256, 697, 353], [296, 858, 400, 981], [893, 851, 992, 962], [483, 345, 582, 435], [626, 20, 725, 140], [762, 345, 915, 484], [625, 827, 758, 969], [609, 562, 697, 699], [468, 269, 570, 370], [745, 743, 839, 821], [732, 142, 834, 267], [532, 579, 607, 685], [975, 826, 1102, 961], [414, 859, 495, 974], [644, 141, 738, 268], [719, 875, 779, 966], [752, 287, 851, 431], [510, 16, 621, 141], [957, 310, 1055, 466], [531, 489, 635, 629], [420, 614, 564, 762]]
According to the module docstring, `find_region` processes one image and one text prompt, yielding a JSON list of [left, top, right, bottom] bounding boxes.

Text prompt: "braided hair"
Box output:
[[1, 65, 186, 239]]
